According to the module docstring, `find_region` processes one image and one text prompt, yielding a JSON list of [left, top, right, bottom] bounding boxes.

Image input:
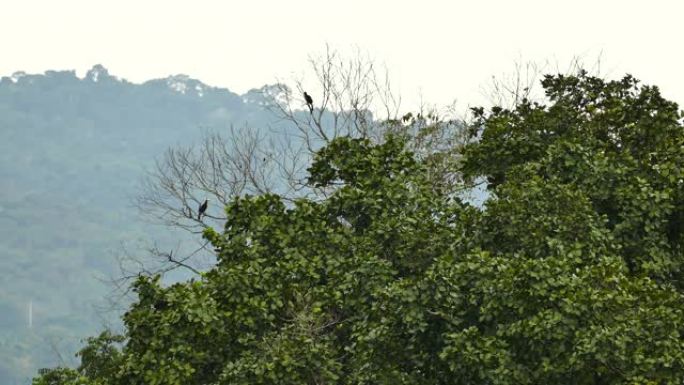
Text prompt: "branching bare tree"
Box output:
[[267, 45, 402, 149], [482, 60, 542, 109], [136, 125, 283, 233], [480, 55, 607, 109], [129, 46, 472, 281]]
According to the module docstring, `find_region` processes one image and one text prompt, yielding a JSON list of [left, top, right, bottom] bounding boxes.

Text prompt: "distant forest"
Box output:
[[0, 65, 300, 384]]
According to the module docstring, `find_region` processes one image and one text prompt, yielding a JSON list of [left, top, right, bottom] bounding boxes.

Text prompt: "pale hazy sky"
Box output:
[[2, 0, 683, 109]]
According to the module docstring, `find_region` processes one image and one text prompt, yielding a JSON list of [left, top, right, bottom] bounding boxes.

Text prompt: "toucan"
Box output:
[[198, 199, 208, 220], [303, 91, 314, 113]]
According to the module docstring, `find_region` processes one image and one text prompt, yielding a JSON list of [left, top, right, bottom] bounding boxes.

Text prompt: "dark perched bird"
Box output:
[[303, 91, 314, 113], [198, 199, 208, 220]]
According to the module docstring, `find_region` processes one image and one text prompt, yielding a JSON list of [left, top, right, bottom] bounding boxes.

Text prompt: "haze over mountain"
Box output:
[[0, 65, 298, 384]]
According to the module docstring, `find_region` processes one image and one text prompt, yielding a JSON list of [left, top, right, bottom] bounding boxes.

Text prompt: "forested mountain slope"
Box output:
[[0, 65, 289, 384]]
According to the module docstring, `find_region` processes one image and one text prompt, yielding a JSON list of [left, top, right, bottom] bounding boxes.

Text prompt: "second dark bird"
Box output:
[[198, 199, 208, 220], [303, 91, 313, 113]]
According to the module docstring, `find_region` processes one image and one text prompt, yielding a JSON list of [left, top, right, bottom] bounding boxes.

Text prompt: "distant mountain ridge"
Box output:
[[0, 65, 292, 384], [4, 64, 228, 97]]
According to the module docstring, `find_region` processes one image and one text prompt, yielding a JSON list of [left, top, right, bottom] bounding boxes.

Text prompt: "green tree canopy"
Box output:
[[34, 71, 684, 385]]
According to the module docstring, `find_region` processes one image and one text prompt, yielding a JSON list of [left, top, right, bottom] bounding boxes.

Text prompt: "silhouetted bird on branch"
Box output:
[[198, 199, 208, 220], [303, 91, 314, 113]]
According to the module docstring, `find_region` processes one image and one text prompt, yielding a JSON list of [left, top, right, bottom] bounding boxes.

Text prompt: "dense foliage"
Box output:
[[34, 72, 684, 384]]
